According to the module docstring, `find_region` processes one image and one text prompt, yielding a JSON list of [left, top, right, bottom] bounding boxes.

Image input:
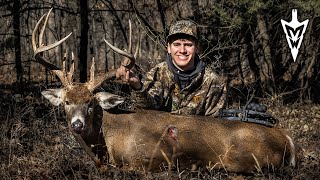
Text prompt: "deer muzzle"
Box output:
[[71, 119, 84, 134], [70, 111, 87, 134]]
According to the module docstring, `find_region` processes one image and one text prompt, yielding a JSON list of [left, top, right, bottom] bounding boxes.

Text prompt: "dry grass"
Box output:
[[0, 87, 319, 179]]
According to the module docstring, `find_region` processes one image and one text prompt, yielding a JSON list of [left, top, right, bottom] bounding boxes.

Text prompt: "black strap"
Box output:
[[219, 109, 278, 127]]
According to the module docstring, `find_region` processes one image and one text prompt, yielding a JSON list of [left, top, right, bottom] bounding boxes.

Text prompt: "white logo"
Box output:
[[281, 9, 308, 62]]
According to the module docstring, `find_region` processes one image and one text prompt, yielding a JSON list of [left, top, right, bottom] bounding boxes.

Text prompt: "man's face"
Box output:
[[167, 38, 197, 71]]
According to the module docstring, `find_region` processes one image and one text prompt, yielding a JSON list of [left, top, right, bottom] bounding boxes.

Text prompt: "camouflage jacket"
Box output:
[[132, 61, 228, 117]]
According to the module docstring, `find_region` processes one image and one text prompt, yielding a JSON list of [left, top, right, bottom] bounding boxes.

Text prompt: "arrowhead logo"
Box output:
[[281, 9, 308, 62]]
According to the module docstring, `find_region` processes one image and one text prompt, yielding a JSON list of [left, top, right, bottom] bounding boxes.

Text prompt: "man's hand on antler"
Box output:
[[116, 65, 142, 90]]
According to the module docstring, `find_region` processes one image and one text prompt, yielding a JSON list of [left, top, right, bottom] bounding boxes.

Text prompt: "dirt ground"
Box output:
[[0, 88, 319, 179]]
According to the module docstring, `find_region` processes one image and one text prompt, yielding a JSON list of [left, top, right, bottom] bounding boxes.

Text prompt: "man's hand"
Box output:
[[116, 65, 142, 90]]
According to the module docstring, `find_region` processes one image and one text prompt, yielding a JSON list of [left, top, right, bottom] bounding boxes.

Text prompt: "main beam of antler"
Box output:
[[103, 20, 136, 70], [103, 39, 135, 68], [32, 8, 73, 89]]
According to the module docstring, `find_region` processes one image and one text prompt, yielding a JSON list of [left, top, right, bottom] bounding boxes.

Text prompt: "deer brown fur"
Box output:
[[100, 107, 296, 173], [41, 85, 107, 160]]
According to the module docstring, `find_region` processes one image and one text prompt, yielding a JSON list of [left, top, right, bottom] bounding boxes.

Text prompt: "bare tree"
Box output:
[[12, 0, 23, 85], [79, 0, 89, 82]]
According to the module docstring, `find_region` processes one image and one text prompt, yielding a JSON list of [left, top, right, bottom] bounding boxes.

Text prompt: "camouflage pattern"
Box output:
[[132, 62, 228, 117], [167, 20, 198, 40]]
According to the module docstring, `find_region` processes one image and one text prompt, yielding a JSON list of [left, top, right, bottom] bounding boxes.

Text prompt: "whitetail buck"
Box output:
[[31, 8, 131, 163], [33, 9, 297, 173]]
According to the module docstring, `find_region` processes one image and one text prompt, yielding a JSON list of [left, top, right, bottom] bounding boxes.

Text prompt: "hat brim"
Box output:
[[166, 33, 198, 43]]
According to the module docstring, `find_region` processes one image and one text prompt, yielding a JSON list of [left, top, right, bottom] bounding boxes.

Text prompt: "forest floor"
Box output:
[[0, 85, 319, 180]]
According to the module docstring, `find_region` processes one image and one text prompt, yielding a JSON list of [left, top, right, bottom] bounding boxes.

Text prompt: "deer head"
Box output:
[[32, 8, 136, 137]]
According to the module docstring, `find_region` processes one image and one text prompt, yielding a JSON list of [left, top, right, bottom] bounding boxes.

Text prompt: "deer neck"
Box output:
[[82, 104, 104, 145]]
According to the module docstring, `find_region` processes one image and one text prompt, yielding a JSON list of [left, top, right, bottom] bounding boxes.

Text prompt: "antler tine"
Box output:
[[134, 33, 141, 59], [86, 57, 117, 92], [35, 33, 72, 55], [39, 8, 52, 47], [62, 53, 67, 73], [89, 57, 95, 84], [32, 13, 46, 52], [67, 52, 75, 83], [86, 56, 97, 91], [128, 19, 132, 54]]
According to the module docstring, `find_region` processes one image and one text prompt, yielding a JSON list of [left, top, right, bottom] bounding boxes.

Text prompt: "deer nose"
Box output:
[[71, 120, 84, 134]]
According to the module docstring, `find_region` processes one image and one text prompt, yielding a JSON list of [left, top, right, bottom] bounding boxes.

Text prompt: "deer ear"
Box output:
[[95, 92, 125, 110], [41, 89, 65, 106]]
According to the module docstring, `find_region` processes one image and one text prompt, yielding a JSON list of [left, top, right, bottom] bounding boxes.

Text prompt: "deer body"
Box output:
[[102, 109, 296, 173]]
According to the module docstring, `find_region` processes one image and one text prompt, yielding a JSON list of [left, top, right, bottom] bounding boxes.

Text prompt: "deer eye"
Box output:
[[88, 99, 96, 107], [65, 100, 70, 105]]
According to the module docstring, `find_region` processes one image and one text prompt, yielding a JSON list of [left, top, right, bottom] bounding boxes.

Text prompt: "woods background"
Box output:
[[0, 1, 319, 179], [1, 0, 320, 104]]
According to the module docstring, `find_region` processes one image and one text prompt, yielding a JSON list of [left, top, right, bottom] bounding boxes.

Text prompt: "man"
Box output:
[[116, 20, 227, 116]]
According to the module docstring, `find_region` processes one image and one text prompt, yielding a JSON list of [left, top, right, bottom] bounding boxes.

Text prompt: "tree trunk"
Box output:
[[79, 0, 89, 83], [256, 12, 274, 94], [156, 0, 166, 31], [190, 0, 200, 21], [306, 38, 318, 78], [240, 36, 255, 85], [107, 1, 128, 44], [13, 0, 23, 85], [299, 17, 313, 80]]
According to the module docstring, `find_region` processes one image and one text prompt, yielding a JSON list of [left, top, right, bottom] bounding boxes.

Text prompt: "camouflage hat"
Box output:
[[167, 20, 198, 41]]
